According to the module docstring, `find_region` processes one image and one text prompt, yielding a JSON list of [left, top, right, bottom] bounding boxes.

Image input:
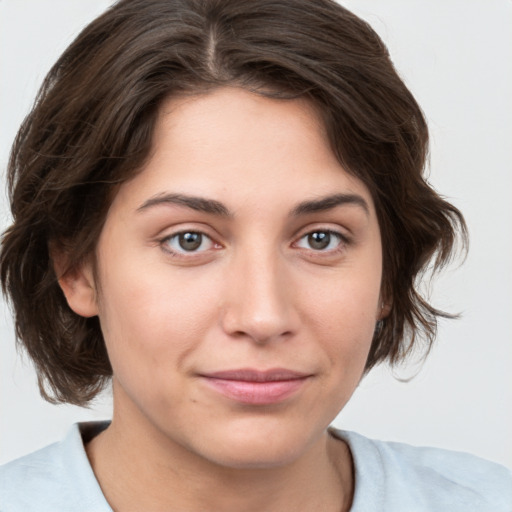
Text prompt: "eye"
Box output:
[[162, 231, 215, 254], [295, 230, 344, 251]]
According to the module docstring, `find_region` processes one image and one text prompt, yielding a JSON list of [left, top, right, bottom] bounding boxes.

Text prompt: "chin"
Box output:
[[190, 416, 325, 470], [205, 441, 307, 470]]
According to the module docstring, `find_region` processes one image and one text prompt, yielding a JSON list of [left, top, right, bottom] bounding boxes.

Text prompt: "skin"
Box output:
[[60, 87, 386, 511]]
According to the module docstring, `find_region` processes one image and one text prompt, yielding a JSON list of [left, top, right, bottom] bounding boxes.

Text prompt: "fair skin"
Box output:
[[59, 87, 385, 512]]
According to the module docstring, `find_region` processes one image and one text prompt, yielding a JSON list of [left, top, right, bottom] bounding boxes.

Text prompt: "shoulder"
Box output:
[[1, 439, 65, 511], [0, 422, 111, 512], [331, 428, 512, 512]]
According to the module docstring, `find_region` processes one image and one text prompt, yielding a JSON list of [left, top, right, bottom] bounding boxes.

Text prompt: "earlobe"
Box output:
[[52, 250, 99, 318], [378, 299, 392, 320]]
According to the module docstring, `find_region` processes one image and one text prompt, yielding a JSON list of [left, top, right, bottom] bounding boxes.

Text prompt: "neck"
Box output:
[[86, 402, 353, 512]]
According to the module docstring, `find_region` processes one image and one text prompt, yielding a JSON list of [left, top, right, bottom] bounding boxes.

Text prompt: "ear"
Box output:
[[52, 250, 99, 318]]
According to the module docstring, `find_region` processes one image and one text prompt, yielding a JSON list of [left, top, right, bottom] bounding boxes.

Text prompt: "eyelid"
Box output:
[[292, 223, 350, 243]]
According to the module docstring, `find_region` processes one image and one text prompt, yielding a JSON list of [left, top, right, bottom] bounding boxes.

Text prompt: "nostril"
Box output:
[[221, 308, 296, 344]]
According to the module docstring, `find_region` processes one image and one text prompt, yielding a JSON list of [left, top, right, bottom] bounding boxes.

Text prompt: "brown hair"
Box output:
[[0, 0, 467, 405]]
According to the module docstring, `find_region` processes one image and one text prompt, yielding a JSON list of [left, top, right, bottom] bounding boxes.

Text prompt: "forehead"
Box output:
[[154, 87, 327, 148], [111, 86, 375, 215]]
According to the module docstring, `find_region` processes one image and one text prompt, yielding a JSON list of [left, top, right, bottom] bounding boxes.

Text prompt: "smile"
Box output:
[[199, 368, 311, 405]]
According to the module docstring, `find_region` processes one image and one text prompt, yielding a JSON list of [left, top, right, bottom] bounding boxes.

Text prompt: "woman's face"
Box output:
[[69, 87, 384, 468]]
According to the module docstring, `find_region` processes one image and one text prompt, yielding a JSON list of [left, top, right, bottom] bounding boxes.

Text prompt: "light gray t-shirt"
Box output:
[[1, 422, 511, 511]]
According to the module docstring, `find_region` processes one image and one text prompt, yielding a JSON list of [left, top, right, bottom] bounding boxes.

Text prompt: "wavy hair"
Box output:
[[0, 0, 467, 405]]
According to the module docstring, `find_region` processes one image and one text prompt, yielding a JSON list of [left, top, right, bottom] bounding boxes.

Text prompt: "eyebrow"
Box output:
[[137, 192, 369, 217], [137, 193, 232, 217], [291, 193, 369, 217]]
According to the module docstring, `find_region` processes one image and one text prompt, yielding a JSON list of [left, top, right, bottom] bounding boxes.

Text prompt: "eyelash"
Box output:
[[159, 228, 349, 259]]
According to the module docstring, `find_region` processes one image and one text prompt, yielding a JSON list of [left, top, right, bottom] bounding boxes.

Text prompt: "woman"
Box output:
[[0, 0, 510, 510]]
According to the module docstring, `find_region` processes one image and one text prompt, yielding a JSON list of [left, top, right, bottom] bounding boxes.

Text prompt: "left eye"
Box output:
[[295, 230, 343, 251], [163, 231, 215, 253]]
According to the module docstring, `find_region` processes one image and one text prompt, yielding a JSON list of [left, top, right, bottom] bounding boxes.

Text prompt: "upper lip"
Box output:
[[200, 368, 311, 382]]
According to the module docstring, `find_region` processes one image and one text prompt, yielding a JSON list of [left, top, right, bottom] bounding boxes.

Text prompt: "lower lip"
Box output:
[[201, 377, 308, 405]]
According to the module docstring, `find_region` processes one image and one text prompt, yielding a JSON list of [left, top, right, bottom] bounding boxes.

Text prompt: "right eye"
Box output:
[[161, 231, 216, 254]]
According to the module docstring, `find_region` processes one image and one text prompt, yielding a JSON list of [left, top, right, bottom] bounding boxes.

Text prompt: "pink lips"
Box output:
[[199, 368, 310, 405]]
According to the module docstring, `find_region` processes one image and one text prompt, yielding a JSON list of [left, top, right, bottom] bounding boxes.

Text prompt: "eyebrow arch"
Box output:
[[137, 193, 232, 217], [291, 193, 369, 217]]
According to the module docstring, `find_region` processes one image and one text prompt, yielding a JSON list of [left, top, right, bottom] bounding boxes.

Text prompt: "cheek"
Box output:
[[299, 268, 381, 367], [95, 255, 221, 378]]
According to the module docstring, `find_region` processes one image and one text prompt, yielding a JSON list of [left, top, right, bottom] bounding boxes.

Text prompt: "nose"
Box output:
[[220, 250, 298, 344]]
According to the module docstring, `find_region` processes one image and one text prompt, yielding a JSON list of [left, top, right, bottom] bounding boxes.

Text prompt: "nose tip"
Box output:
[[220, 259, 297, 344], [223, 309, 293, 344]]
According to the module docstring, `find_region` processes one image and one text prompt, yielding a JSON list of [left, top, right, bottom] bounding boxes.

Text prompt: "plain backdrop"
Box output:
[[1, 1, 511, 468]]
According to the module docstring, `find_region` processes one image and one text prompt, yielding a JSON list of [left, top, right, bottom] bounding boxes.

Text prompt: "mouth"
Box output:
[[198, 368, 312, 405]]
